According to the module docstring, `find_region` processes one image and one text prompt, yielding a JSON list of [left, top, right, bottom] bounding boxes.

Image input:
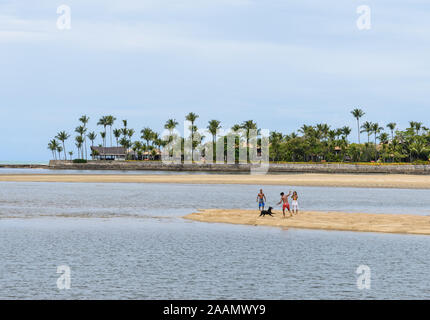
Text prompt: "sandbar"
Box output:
[[184, 209, 430, 235]]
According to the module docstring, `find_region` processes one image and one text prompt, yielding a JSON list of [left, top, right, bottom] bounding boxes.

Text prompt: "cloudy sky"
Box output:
[[1, 0, 429, 161]]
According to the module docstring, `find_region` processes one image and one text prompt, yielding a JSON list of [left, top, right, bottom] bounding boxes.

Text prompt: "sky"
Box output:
[[1, 0, 430, 162]]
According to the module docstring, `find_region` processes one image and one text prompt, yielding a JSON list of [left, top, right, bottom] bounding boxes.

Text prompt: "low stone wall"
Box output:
[[0, 164, 48, 169], [269, 163, 430, 174], [47, 160, 430, 174]]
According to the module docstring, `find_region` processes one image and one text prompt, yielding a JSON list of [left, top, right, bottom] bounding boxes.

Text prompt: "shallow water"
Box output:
[[1, 182, 430, 299], [0, 168, 251, 175]]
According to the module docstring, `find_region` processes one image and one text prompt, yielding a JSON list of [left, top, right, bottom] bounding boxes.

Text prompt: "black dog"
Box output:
[[259, 207, 274, 217]]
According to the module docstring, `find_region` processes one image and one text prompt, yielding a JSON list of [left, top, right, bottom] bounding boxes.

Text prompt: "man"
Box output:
[[277, 191, 292, 218], [256, 189, 267, 211]]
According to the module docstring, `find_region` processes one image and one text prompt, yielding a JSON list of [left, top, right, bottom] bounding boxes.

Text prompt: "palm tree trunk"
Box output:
[[246, 137, 250, 163], [62, 142, 67, 160], [357, 119, 360, 144], [110, 126, 113, 147], [191, 122, 194, 162], [84, 138, 87, 160], [374, 135, 377, 161], [212, 135, 216, 162]]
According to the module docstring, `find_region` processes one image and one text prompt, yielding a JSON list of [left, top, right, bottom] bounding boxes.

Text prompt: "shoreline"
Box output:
[[184, 209, 430, 235], [0, 173, 430, 189], [47, 160, 430, 175]]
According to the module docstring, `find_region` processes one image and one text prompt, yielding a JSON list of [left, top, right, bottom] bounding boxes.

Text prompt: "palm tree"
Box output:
[[164, 119, 178, 141], [165, 119, 178, 131], [79, 115, 90, 159], [87, 131, 97, 159], [231, 124, 241, 132], [47, 139, 59, 160], [207, 120, 221, 161], [387, 122, 396, 141], [371, 123, 383, 145], [185, 112, 199, 161], [415, 122, 423, 135], [132, 141, 143, 160], [241, 120, 258, 162], [371, 122, 383, 161], [55, 131, 70, 160], [106, 115, 116, 146], [164, 119, 179, 156], [97, 116, 109, 147], [100, 132, 106, 149], [152, 133, 163, 156], [316, 123, 330, 140], [127, 128, 135, 140], [379, 132, 389, 144], [56, 146, 63, 160], [121, 127, 128, 139], [113, 129, 121, 146], [351, 108, 365, 143], [75, 135, 84, 159], [141, 127, 154, 152], [269, 131, 283, 162], [340, 126, 352, 141], [151, 132, 160, 147], [360, 121, 373, 144], [75, 125, 87, 159], [68, 151, 73, 160]]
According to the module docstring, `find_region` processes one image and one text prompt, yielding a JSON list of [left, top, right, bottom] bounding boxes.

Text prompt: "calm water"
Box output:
[[1, 181, 430, 299], [0, 168, 252, 175]]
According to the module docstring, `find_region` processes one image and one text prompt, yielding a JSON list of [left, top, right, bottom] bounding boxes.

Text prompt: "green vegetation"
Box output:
[[72, 159, 87, 163], [48, 109, 430, 163]]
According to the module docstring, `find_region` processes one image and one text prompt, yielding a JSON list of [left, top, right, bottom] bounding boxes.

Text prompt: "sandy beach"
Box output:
[[184, 209, 430, 235], [0, 173, 429, 189]]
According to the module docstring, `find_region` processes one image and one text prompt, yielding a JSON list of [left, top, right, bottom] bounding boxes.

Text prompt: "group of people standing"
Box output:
[[256, 189, 299, 218]]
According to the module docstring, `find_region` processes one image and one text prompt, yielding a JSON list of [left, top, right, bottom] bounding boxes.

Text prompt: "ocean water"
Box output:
[[1, 182, 430, 299], [0, 168, 250, 175]]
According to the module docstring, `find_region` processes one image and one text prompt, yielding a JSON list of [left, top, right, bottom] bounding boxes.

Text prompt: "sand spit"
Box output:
[[184, 209, 430, 235]]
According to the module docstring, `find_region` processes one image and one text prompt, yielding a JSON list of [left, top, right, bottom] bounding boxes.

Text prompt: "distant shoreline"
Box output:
[[0, 164, 48, 169], [2, 160, 430, 175], [46, 160, 430, 175], [1, 173, 430, 189], [184, 209, 430, 235]]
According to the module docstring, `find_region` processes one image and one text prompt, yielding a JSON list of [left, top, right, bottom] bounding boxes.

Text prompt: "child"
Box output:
[[291, 191, 299, 214]]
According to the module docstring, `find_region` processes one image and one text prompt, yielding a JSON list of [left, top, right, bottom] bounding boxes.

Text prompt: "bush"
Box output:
[[73, 159, 87, 163], [412, 160, 430, 165]]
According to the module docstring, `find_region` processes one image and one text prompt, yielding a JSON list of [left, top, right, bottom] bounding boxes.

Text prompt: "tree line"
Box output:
[[48, 109, 430, 163]]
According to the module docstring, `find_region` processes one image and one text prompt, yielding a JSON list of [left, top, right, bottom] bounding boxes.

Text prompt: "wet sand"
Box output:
[[0, 173, 429, 189], [184, 209, 430, 235]]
